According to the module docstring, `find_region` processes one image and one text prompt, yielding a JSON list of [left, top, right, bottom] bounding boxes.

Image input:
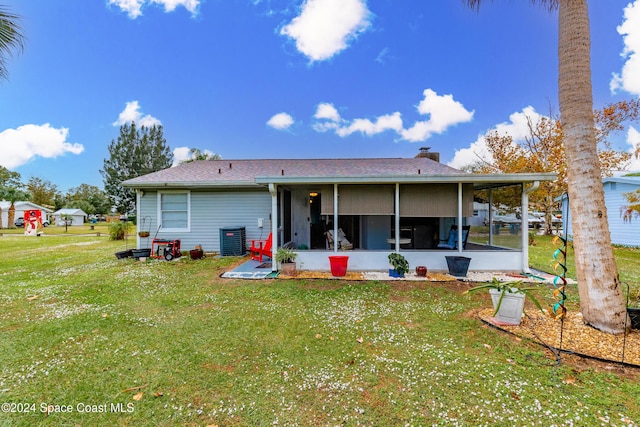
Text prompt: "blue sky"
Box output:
[[1, 0, 639, 192]]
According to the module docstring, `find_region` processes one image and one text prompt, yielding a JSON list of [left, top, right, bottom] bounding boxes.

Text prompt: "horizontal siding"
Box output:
[[136, 189, 271, 252], [605, 182, 640, 247]]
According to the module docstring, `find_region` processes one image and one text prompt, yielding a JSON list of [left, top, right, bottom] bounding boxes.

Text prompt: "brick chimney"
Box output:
[[415, 147, 440, 162]]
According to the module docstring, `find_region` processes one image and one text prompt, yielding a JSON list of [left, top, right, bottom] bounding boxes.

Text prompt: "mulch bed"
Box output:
[[478, 308, 640, 367]]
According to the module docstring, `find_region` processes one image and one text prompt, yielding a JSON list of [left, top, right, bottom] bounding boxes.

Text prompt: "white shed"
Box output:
[[52, 208, 88, 226], [0, 201, 53, 228]]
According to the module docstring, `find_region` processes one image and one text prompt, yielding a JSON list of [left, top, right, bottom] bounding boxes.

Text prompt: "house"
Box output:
[[123, 155, 556, 273], [52, 208, 88, 226], [560, 176, 640, 247], [0, 201, 53, 228]]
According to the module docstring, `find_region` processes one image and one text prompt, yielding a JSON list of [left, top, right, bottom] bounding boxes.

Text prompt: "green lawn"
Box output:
[[0, 235, 638, 426]]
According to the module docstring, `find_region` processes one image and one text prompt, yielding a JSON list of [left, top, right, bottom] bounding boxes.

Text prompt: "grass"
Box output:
[[0, 234, 639, 426]]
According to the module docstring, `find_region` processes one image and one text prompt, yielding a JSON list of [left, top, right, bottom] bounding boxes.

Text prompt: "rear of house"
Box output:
[[123, 155, 556, 273]]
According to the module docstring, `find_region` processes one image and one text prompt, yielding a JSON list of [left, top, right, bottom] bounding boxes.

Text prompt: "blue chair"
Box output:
[[437, 225, 470, 249]]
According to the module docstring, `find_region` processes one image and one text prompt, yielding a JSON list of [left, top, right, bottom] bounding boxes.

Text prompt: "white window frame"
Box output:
[[157, 190, 191, 232]]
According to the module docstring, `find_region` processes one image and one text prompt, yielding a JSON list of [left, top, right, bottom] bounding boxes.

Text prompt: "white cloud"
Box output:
[[336, 112, 403, 137], [626, 126, 640, 171], [280, 0, 372, 62], [447, 106, 543, 170], [0, 124, 84, 169], [314, 103, 341, 121], [267, 112, 295, 130], [611, 0, 640, 96], [401, 89, 475, 142], [113, 101, 162, 127], [312, 89, 473, 142], [108, 0, 200, 19]]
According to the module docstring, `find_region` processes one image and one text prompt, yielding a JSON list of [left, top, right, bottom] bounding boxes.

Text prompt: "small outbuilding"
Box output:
[[52, 208, 88, 226], [0, 201, 53, 228]]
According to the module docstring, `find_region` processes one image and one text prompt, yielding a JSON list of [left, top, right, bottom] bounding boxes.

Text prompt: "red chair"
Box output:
[[249, 233, 272, 262]]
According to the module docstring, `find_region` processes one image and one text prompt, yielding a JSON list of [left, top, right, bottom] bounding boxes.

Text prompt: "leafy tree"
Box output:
[[65, 183, 110, 215], [471, 100, 638, 235], [180, 148, 221, 164], [0, 165, 22, 188], [27, 177, 60, 207], [0, 4, 25, 82], [465, 0, 629, 333], [101, 122, 173, 214]]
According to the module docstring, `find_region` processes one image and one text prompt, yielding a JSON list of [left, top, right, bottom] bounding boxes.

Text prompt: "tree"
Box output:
[[0, 4, 25, 82], [0, 166, 24, 229], [471, 100, 638, 235], [179, 148, 221, 164], [27, 177, 60, 207], [465, 0, 629, 333], [65, 184, 110, 215], [101, 122, 173, 214]]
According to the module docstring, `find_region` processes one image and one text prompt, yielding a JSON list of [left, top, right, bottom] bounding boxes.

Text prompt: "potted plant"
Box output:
[[464, 278, 544, 325], [388, 252, 409, 278], [275, 247, 298, 276]]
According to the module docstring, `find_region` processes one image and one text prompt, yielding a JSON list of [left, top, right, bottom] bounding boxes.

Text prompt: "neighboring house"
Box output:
[[0, 201, 53, 228], [560, 176, 640, 247], [52, 208, 88, 226], [123, 155, 556, 273]]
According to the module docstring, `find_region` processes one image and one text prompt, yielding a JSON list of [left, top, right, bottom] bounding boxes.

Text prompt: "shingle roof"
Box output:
[[122, 157, 468, 188]]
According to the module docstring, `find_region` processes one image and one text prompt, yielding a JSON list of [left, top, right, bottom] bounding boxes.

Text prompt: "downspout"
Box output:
[[395, 183, 400, 252], [269, 183, 278, 272], [488, 188, 493, 247], [333, 183, 338, 253], [136, 190, 142, 249], [457, 182, 463, 253], [521, 181, 540, 273]]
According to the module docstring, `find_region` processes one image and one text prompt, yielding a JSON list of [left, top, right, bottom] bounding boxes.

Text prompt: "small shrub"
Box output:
[[108, 221, 130, 240]]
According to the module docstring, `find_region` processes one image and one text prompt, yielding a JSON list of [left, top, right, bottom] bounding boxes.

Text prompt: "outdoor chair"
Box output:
[[250, 233, 272, 262], [325, 228, 353, 250], [437, 225, 470, 250]]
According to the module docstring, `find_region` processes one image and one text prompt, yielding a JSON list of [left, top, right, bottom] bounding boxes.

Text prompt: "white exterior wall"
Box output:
[[136, 189, 272, 252], [604, 181, 640, 247], [563, 180, 640, 247], [295, 250, 523, 273]]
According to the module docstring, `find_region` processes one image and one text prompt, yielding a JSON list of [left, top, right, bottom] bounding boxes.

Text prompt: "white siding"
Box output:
[[136, 189, 271, 252], [563, 180, 640, 247], [605, 182, 640, 247]]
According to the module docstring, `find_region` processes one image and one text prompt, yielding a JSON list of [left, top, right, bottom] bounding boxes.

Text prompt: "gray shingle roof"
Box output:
[[122, 157, 468, 188]]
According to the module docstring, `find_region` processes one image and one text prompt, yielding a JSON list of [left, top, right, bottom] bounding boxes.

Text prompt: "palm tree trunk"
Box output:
[[8, 203, 16, 229], [558, 0, 628, 333]]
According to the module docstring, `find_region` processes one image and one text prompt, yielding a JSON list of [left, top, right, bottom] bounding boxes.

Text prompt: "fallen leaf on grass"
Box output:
[[483, 343, 492, 349], [27, 295, 39, 301], [356, 337, 364, 343], [510, 391, 520, 400], [153, 391, 163, 398], [563, 375, 577, 385], [133, 392, 143, 401], [315, 333, 322, 339], [121, 384, 148, 393]]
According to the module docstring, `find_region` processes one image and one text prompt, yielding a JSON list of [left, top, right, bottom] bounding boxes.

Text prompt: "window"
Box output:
[[158, 191, 190, 231]]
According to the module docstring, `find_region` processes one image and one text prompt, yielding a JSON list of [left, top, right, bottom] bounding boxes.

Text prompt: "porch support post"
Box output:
[[394, 183, 400, 252], [488, 188, 494, 246], [269, 183, 278, 272], [457, 182, 463, 253], [521, 181, 539, 273], [135, 190, 142, 248], [333, 183, 338, 253]]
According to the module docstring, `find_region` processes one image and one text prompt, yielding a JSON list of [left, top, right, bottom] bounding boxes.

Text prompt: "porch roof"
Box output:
[[122, 157, 556, 189]]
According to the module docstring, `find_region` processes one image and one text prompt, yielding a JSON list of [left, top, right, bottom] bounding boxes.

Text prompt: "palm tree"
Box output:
[[0, 4, 25, 81], [465, 0, 628, 333]]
